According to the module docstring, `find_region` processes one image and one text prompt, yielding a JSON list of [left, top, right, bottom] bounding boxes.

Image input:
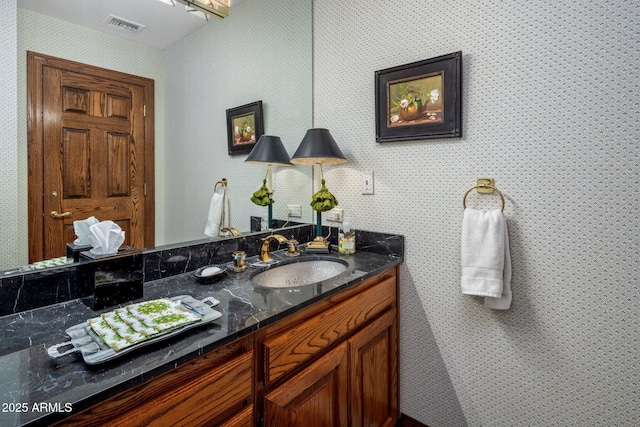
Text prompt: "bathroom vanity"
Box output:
[[0, 227, 403, 426]]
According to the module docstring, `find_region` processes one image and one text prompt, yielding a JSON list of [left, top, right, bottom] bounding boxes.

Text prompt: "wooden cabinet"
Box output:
[[261, 266, 399, 427], [53, 336, 254, 427], [55, 265, 399, 427], [349, 309, 398, 427], [263, 342, 349, 426]]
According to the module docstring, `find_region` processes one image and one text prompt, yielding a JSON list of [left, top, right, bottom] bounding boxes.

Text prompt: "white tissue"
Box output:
[[88, 220, 125, 255], [73, 216, 99, 246]]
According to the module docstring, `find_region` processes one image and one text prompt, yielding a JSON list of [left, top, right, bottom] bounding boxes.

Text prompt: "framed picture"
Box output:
[[375, 51, 462, 142], [226, 100, 264, 155]]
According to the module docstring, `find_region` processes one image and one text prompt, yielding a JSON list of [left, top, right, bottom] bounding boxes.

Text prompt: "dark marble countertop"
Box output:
[[0, 248, 402, 426]]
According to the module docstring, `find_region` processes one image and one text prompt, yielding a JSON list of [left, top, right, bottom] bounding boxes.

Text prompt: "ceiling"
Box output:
[[17, 0, 245, 50]]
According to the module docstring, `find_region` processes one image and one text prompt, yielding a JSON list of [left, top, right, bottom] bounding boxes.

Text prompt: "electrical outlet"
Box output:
[[287, 204, 302, 218], [362, 171, 374, 195], [325, 208, 343, 222]]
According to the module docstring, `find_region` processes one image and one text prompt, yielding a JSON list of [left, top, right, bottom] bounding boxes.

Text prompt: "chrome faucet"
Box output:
[[260, 234, 289, 262]]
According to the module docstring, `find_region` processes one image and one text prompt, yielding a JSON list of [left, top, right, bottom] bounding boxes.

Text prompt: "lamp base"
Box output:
[[305, 236, 330, 254]]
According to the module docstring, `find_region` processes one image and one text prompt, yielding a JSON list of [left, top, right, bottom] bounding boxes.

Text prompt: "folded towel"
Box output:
[[204, 190, 230, 237], [484, 220, 512, 310], [461, 208, 512, 309]]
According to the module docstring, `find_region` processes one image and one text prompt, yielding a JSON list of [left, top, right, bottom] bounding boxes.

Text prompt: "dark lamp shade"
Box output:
[[290, 128, 347, 165], [244, 135, 292, 165]]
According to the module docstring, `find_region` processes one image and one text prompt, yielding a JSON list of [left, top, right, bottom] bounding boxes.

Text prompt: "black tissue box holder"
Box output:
[[82, 250, 144, 310]]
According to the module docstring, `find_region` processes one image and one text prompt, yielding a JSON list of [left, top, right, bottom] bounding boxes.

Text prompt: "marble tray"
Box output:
[[46, 295, 221, 365]]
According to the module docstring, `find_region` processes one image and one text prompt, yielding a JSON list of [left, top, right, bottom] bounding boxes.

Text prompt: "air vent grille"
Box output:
[[101, 15, 146, 35]]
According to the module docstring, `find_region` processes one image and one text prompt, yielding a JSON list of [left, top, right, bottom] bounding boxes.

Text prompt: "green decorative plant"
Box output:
[[250, 179, 272, 206], [310, 179, 339, 212]]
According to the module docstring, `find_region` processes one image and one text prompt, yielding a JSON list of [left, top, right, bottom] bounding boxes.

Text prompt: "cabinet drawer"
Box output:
[[121, 350, 254, 426], [56, 346, 254, 427], [263, 274, 396, 385]]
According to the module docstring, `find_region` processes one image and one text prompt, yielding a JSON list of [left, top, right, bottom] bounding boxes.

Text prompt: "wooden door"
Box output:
[[263, 342, 349, 427], [348, 310, 398, 427], [27, 52, 154, 262]]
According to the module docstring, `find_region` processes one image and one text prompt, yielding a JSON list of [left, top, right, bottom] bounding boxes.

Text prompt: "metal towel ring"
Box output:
[[214, 178, 227, 194], [462, 185, 505, 212]]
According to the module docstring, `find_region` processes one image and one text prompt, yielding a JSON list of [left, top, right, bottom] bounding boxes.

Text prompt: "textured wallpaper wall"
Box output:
[[0, 1, 17, 270], [11, 8, 164, 268], [313, 1, 639, 426], [161, 0, 312, 244]]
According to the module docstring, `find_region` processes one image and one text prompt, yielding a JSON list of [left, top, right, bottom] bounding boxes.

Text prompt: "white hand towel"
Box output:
[[484, 222, 512, 309], [204, 192, 225, 237], [461, 208, 512, 309], [204, 191, 230, 237]]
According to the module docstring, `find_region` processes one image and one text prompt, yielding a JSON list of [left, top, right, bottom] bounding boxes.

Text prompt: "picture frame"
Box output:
[[375, 51, 462, 142], [226, 100, 264, 155]]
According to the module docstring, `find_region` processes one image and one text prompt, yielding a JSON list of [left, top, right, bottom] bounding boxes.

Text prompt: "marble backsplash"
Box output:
[[0, 223, 403, 317]]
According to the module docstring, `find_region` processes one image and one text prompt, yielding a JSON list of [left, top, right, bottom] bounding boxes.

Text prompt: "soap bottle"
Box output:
[[338, 218, 356, 254]]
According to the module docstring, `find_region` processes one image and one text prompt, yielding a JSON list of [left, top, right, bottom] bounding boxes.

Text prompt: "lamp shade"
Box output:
[[290, 128, 347, 165], [244, 135, 292, 165]]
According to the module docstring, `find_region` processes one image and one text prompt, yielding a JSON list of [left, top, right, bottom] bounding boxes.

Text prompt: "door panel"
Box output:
[[263, 342, 348, 427], [349, 310, 398, 427], [28, 52, 153, 261]]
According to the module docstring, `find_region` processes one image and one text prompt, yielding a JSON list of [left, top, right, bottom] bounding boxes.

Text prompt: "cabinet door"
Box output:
[[263, 342, 348, 427], [349, 310, 398, 427]]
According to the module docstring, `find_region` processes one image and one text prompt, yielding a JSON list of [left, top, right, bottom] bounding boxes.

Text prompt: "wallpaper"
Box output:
[[313, 0, 639, 425], [0, 1, 17, 269]]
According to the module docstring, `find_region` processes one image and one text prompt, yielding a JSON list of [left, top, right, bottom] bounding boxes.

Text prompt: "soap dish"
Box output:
[[193, 265, 227, 284]]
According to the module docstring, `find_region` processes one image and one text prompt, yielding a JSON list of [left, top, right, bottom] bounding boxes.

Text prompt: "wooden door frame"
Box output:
[[27, 51, 155, 262]]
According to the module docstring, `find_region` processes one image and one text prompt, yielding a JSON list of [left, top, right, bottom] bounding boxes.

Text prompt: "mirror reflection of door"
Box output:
[[27, 52, 155, 262]]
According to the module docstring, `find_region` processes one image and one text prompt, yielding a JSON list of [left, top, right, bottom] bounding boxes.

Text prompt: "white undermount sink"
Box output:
[[250, 258, 349, 288]]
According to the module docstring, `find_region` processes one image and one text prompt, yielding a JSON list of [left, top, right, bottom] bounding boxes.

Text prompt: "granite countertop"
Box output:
[[0, 248, 402, 426]]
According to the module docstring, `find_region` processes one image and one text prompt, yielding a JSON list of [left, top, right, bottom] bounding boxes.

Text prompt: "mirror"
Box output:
[[2, 0, 312, 271]]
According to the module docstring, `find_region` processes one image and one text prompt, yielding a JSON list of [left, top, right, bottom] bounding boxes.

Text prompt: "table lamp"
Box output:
[[290, 128, 347, 253], [245, 135, 292, 229]]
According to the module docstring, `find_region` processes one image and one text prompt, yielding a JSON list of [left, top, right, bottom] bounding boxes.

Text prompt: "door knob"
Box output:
[[51, 211, 72, 218]]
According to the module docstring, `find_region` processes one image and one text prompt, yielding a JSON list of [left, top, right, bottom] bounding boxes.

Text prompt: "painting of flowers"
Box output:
[[375, 52, 462, 142], [226, 101, 264, 155], [388, 73, 444, 127], [232, 113, 256, 144]]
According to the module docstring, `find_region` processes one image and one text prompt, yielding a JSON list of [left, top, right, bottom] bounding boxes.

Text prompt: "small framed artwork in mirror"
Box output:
[[226, 100, 264, 155], [375, 51, 462, 142]]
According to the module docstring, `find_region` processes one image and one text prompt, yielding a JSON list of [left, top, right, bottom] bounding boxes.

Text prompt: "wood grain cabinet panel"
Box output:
[[349, 310, 398, 427], [263, 274, 396, 385], [263, 342, 349, 427], [54, 338, 253, 427]]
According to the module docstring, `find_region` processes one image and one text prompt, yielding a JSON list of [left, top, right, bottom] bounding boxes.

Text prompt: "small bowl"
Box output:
[[193, 265, 227, 284]]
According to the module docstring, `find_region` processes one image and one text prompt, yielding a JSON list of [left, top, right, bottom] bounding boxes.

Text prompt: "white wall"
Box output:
[[313, 1, 639, 426]]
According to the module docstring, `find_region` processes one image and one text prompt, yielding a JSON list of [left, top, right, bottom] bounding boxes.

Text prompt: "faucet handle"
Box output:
[[286, 239, 300, 257]]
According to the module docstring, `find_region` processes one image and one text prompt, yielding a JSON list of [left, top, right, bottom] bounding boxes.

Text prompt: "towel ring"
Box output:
[[463, 185, 505, 212], [214, 178, 227, 194]]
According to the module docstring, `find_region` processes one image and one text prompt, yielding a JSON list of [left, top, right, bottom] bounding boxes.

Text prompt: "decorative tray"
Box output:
[[47, 295, 221, 365]]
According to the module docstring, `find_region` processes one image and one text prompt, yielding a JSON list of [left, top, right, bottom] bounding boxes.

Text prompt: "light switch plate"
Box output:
[[362, 171, 374, 195]]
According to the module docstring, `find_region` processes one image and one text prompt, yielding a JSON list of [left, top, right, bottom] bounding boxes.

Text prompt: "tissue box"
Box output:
[[84, 251, 143, 310], [67, 242, 92, 262]]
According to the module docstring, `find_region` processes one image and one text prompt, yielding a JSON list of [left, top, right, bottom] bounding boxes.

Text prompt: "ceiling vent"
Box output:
[[101, 15, 146, 35]]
